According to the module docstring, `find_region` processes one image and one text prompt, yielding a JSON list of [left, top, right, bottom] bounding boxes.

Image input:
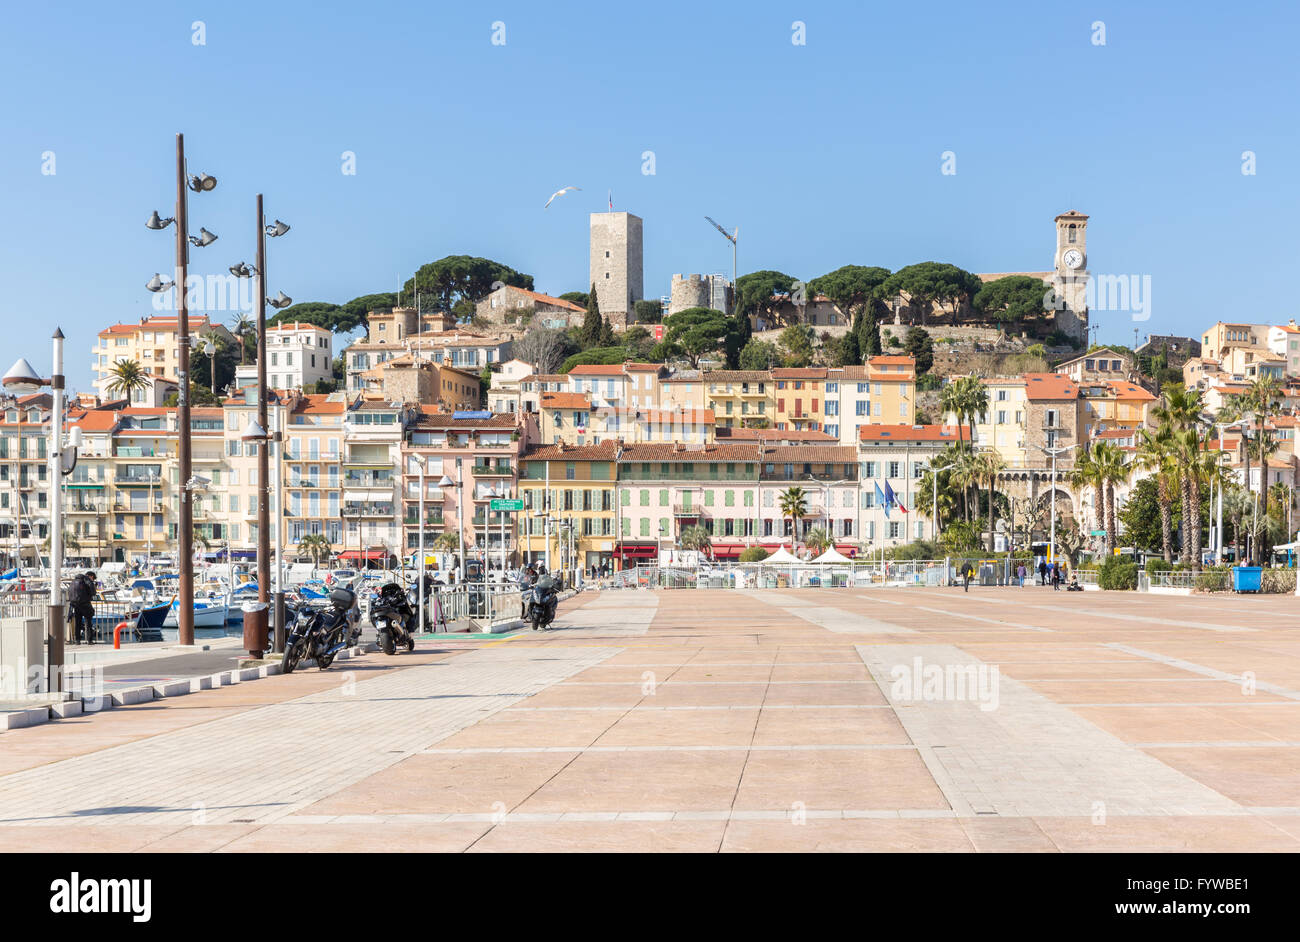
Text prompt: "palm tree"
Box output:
[[940, 374, 989, 450], [200, 328, 224, 394], [1069, 447, 1104, 552], [42, 531, 80, 553], [678, 524, 712, 558], [779, 486, 808, 548], [106, 359, 149, 403], [804, 527, 831, 556], [1223, 486, 1251, 563], [228, 313, 254, 366], [1174, 428, 1210, 568], [976, 449, 1006, 552], [1091, 441, 1129, 557], [1242, 375, 1281, 563], [1136, 426, 1179, 563], [1153, 383, 1205, 565], [298, 533, 332, 566], [949, 449, 981, 524]]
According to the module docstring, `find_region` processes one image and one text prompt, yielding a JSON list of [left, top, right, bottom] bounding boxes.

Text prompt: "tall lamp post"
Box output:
[[231, 204, 291, 650], [145, 133, 219, 646], [1033, 442, 1079, 565], [412, 454, 427, 632], [3, 333, 82, 692]]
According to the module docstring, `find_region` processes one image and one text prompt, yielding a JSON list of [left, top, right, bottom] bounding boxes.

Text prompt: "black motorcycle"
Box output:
[[372, 582, 418, 655], [524, 575, 558, 631], [281, 587, 358, 674]]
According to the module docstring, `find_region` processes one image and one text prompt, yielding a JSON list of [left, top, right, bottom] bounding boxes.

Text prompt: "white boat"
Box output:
[[163, 598, 232, 628]]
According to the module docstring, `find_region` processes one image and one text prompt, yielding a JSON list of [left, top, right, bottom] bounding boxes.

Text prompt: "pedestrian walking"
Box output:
[[68, 571, 97, 645], [1051, 563, 1061, 591], [1038, 559, 1047, 585]]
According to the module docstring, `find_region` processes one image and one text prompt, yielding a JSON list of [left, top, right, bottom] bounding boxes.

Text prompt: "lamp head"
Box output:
[[187, 173, 217, 192], [267, 291, 292, 310], [2, 358, 43, 395], [188, 228, 218, 248], [265, 219, 290, 238], [145, 211, 174, 230], [229, 262, 256, 278], [145, 273, 175, 293]]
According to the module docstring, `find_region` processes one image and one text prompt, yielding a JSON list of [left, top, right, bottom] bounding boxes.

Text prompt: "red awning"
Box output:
[[337, 550, 391, 561], [834, 543, 859, 558], [710, 544, 745, 559], [616, 543, 659, 559]]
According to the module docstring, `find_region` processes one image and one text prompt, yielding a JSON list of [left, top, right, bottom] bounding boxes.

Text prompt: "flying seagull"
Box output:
[[544, 185, 581, 209]]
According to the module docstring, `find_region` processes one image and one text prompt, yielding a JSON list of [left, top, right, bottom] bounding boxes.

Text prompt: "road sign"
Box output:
[[490, 498, 524, 512], [1090, 529, 1106, 537]]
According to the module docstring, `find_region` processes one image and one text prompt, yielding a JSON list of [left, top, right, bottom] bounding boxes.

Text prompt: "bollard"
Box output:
[[242, 601, 268, 659], [113, 620, 130, 649]]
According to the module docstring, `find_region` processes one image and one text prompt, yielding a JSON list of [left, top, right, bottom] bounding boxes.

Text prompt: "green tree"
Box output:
[[106, 359, 149, 402], [778, 324, 815, 368], [808, 264, 891, 334], [804, 527, 830, 556], [977, 449, 1007, 552], [778, 486, 809, 547], [403, 256, 532, 310], [1135, 426, 1180, 563], [559, 291, 589, 307], [824, 332, 859, 367], [939, 375, 988, 450], [904, 326, 934, 374], [338, 293, 398, 336], [678, 524, 712, 557], [880, 262, 983, 326], [269, 301, 342, 332], [857, 308, 883, 358], [1118, 476, 1169, 557], [738, 546, 769, 562], [973, 275, 1049, 326], [228, 313, 255, 365], [660, 307, 744, 368], [298, 533, 332, 565], [1092, 441, 1130, 557], [735, 270, 797, 325], [739, 339, 780, 371], [633, 299, 663, 323], [582, 282, 603, 346]]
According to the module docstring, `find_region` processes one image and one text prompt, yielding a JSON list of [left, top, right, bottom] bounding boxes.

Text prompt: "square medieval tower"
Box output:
[[589, 211, 643, 327]]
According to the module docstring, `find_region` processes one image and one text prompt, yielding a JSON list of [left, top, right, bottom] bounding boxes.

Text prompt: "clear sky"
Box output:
[[2, 0, 1297, 391]]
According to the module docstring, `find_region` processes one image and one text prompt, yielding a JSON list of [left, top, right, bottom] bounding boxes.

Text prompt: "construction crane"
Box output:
[[704, 216, 738, 286]]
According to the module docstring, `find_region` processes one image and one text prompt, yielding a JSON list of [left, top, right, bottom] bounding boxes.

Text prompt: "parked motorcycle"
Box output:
[[372, 581, 417, 655], [281, 587, 359, 673], [524, 574, 558, 631]]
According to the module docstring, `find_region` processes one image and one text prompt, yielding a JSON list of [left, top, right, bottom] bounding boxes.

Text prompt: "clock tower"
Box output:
[[1053, 210, 1089, 319]]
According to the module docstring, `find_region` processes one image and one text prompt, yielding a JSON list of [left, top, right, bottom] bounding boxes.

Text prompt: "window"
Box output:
[[888, 521, 901, 539], [856, 401, 867, 416], [887, 461, 900, 478]]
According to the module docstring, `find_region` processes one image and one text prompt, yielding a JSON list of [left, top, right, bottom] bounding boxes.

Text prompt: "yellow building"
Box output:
[[773, 368, 827, 432], [517, 441, 620, 573], [92, 315, 234, 403], [959, 377, 1028, 466], [1079, 380, 1156, 436], [702, 371, 774, 429]]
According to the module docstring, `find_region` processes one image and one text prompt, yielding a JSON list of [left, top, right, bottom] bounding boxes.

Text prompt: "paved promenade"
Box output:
[[0, 585, 1296, 852]]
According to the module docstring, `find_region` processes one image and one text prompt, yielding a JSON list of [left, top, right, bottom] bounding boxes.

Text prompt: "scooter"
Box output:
[[281, 587, 358, 673], [524, 575, 558, 631], [371, 582, 417, 655]]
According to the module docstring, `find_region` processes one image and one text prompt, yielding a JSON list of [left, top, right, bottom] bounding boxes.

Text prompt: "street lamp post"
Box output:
[[230, 202, 290, 649], [1033, 443, 1079, 565], [412, 454, 426, 633], [145, 133, 220, 647], [3, 333, 81, 692]]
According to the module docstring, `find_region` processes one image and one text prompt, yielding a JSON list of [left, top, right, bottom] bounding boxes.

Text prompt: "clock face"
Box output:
[[1062, 249, 1084, 270]]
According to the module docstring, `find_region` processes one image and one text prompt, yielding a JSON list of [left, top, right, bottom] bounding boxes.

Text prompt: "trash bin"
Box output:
[[1232, 566, 1262, 593], [241, 601, 268, 656]]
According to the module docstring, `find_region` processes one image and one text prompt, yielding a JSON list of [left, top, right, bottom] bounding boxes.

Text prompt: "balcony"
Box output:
[[472, 463, 513, 477], [111, 501, 164, 513], [343, 472, 395, 488], [671, 503, 703, 518], [471, 512, 512, 527], [342, 502, 396, 518], [403, 509, 445, 525]]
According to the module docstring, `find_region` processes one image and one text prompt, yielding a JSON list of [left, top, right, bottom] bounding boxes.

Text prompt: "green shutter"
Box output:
[[725, 490, 735, 507], [620, 489, 630, 506], [640, 518, 649, 537]]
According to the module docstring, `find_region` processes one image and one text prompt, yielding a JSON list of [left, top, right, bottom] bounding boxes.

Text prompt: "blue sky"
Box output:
[[2, 0, 1297, 391]]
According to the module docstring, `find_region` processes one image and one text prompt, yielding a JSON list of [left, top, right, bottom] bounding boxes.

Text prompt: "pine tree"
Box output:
[[858, 310, 882, 358], [599, 315, 616, 347], [582, 282, 602, 346]]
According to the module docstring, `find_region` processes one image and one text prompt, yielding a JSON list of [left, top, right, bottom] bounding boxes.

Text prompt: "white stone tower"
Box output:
[[589, 212, 643, 327]]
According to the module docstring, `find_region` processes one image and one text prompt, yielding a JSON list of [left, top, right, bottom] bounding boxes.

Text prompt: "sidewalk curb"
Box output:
[[0, 645, 366, 733]]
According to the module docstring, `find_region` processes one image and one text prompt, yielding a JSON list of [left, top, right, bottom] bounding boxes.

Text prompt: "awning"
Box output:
[[834, 543, 859, 558], [710, 543, 745, 559], [616, 543, 659, 559], [337, 549, 391, 561]]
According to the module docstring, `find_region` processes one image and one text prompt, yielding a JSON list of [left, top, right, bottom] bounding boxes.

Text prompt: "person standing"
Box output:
[[1051, 562, 1061, 591], [69, 571, 97, 645], [1037, 559, 1047, 585]]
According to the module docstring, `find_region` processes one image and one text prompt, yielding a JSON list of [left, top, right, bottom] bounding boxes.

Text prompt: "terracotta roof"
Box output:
[[523, 440, 621, 461], [505, 287, 585, 312], [291, 394, 345, 415], [761, 445, 860, 463], [568, 365, 632, 376], [715, 427, 836, 442], [268, 321, 330, 333], [867, 355, 916, 366], [541, 392, 592, 410], [70, 410, 121, 432], [618, 442, 761, 462], [771, 368, 828, 379], [1107, 381, 1156, 401], [520, 374, 567, 384], [700, 370, 771, 383], [412, 411, 517, 429], [1056, 348, 1131, 369], [1023, 373, 1079, 400], [858, 424, 970, 443]]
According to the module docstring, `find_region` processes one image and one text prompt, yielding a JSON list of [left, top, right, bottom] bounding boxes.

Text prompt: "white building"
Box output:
[[236, 322, 333, 392]]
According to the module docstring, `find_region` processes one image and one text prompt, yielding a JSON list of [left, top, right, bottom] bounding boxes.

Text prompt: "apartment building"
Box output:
[[702, 371, 772, 429], [283, 395, 347, 556], [858, 425, 970, 548], [659, 372, 707, 412], [1200, 322, 1268, 362], [1266, 322, 1300, 376], [518, 441, 621, 572], [758, 446, 860, 548], [401, 410, 529, 566], [1078, 380, 1156, 437], [0, 395, 54, 566], [91, 316, 234, 402], [827, 356, 917, 444], [487, 359, 536, 413], [339, 397, 409, 565], [243, 322, 334, 392], [1022, 373, 1083, 468], [1054, 347, 1135, 384], [958, 377, 1028, 466], [566, 363, 666, 413], [518, 374, 568, 413], [772, 368, 826, 432]]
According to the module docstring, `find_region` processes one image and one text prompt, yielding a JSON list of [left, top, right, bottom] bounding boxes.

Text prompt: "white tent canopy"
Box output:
[[811, 548, 853, 564], [764, 547, 799, 564]]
